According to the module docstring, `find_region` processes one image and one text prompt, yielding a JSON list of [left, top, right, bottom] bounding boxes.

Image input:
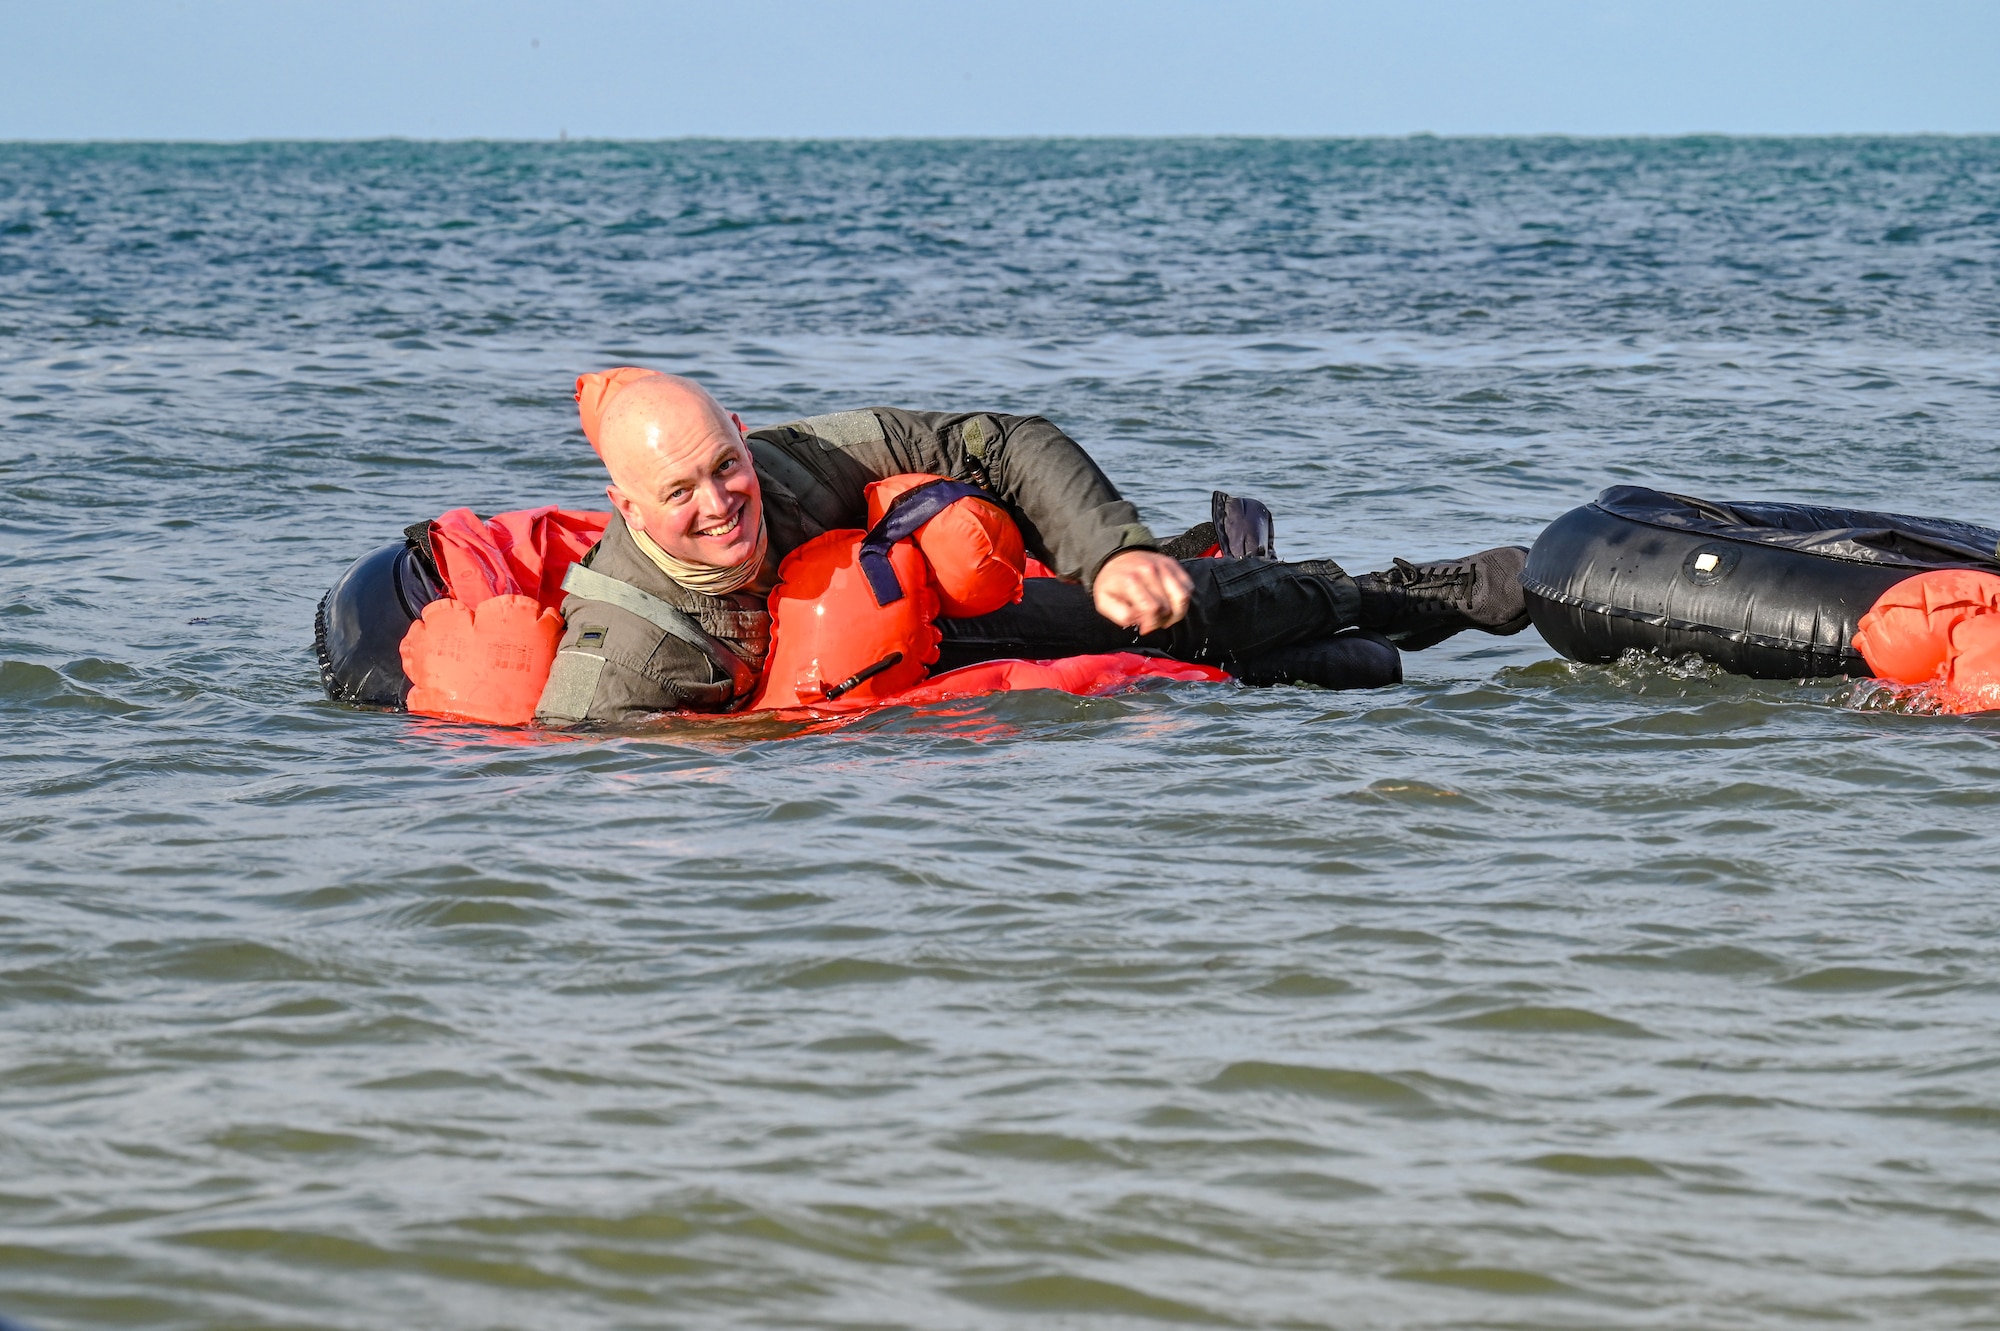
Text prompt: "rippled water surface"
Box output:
[[5, 138, 2000, 1329]]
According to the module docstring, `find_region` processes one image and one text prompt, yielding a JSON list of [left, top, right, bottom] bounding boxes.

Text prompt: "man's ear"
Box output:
[[606, 483, 642, 528], [731, 412, 747, 439]]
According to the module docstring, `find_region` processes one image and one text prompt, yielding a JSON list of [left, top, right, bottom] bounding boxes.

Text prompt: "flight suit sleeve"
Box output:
[[760, 408, 1158, 587], [533, 599, 737, 725]]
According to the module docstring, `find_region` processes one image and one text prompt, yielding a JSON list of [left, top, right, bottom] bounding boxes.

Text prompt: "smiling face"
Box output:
[[597, 376, 764, 568]]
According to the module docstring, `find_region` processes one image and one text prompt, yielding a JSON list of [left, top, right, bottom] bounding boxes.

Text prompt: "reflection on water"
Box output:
[[4, 137, 2000, 1329]]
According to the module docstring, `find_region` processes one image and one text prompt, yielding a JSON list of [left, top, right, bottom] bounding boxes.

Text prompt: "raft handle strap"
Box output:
[[560, 564, 757, 699], [857, 479, 996, 607]]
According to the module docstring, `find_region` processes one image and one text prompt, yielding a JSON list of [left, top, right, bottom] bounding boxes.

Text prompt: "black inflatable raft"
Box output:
[[314, 534, 444, 709], [1523, 486, 2000, 679]]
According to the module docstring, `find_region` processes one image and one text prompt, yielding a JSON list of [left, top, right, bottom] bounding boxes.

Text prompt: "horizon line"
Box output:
[[5, 130, 1998, 147]]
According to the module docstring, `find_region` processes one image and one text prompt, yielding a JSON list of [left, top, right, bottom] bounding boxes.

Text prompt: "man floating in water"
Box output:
[[532, 369, 1531, 725]]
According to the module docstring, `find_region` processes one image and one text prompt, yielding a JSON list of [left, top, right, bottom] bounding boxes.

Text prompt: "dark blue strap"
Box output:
[[857, 479, 996, 606]]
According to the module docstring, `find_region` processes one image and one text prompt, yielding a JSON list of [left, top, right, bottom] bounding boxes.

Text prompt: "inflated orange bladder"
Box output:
[[427, 505, 608, 608], [750, 531, 938, 709], [751, 475, 1028, 711], [1939, 614, 2000, 713], [402, 593, 564, 726], [865, 473, 1025, 618], [1853, 569, 2000, 713]]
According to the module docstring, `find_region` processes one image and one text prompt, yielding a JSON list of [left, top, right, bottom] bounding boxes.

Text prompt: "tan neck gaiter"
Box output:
[[628, 512, 770, 598]]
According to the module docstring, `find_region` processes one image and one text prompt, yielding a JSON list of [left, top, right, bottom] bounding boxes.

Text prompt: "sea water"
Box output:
[[4, 137, 2000, 1328]]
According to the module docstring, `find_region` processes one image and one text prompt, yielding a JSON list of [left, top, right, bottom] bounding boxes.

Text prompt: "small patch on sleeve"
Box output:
[[960, 415, 992, 460]]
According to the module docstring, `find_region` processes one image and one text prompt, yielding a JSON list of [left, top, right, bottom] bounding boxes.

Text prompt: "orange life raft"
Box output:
[[320, 480, 1223, 728]]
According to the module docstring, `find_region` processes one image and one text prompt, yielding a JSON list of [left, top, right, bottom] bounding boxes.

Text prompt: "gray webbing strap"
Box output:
[[538, 651, 606, 723], [561, 563, 755, 696]]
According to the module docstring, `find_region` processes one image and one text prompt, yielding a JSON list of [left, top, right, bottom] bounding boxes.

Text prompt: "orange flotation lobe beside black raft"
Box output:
[[1853, 569, 2000, 713]]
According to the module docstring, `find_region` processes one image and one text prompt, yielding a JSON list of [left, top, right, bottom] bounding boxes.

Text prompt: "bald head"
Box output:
[[595, 374, 735, 495], [587, 371, 765, 571]]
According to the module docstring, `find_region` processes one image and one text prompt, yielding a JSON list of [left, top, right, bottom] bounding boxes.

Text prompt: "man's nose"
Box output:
[[697, 476, 737, 515]]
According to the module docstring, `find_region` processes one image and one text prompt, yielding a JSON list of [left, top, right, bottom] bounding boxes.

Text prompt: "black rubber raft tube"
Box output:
[[315, 537, 444, 709], [1523, 486, 2000, 679]]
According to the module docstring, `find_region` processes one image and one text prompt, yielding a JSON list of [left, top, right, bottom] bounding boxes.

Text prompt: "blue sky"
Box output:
[[3, 0, 1995, 139]]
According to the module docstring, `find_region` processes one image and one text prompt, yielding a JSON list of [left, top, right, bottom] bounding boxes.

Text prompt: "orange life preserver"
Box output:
[[1854, 569, 2000, 713], [402, 593, 565, 726], [428, 506, 608, 607], [864, 473, 1025, 618], [400, 505, 608, 725], [751, 475, 1029, 710], [752, 531, 940, 709]]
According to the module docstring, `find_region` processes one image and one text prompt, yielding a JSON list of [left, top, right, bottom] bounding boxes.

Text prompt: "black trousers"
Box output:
[[936, 558, 1362, 672]]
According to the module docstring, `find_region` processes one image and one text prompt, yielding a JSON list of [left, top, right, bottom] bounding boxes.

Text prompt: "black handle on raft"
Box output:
[[856, 479, 997, 607], [821, 651, 904, 701]]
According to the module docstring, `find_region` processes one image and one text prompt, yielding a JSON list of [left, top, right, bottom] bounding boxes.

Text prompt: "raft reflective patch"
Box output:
[[1682, 544, 1740, 585], [796, 410, 885, 453]]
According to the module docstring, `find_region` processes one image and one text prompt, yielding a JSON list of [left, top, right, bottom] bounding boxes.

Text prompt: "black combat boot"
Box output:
[[1355, 547, 1532, 650]]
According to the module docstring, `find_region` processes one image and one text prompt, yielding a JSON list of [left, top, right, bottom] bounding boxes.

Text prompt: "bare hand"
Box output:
[[1093, 550, 1194, 635]]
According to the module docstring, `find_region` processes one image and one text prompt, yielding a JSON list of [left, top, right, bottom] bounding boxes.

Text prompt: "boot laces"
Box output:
[[1383, 556, 1474, 603]]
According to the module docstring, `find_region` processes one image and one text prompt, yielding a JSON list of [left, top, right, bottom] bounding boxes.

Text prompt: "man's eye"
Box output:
[[716, 457, 736, 474], [669, 488, 692, 504]]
